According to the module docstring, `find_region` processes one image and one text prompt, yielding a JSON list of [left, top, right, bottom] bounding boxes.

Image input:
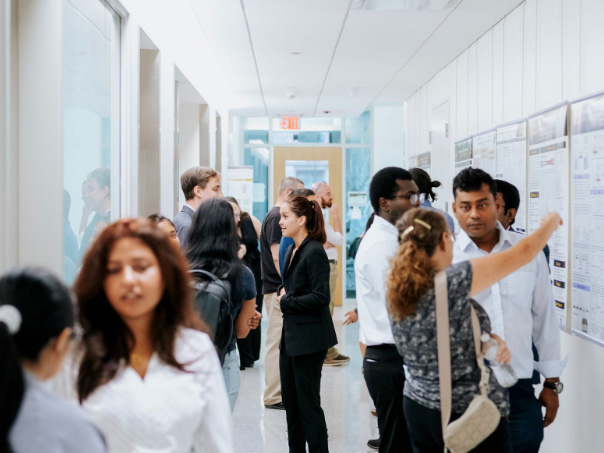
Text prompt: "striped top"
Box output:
[[51, 328, 232, 453]]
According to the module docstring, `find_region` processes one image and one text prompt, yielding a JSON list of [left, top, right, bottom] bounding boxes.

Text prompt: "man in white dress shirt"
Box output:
[[452, 167, 564, 453], [312, 181, 350, 366], [355, 167, 419, 452]]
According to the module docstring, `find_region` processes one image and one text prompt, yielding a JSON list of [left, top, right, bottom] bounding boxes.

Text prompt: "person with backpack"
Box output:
[[1, 267, 106, 453], [51, 218, 232, 452], [187, 198, 259, 410]]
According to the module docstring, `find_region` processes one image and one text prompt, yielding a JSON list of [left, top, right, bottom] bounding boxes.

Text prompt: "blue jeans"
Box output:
[[222, 349, 241, 411], [508, 379, 544, 453]]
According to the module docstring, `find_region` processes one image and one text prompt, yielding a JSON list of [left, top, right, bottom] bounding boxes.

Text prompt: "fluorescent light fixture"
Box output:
[[352, 0, 457, 11]]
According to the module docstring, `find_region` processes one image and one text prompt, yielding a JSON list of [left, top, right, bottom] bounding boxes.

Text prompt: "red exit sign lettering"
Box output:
[[280, 117, 299, 130]]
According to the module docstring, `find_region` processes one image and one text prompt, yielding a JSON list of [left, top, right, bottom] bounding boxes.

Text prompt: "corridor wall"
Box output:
[[405, 0, 604, 451]]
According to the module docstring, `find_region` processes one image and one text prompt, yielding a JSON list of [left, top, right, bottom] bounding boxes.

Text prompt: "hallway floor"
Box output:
[[233, 300, 379, 453]]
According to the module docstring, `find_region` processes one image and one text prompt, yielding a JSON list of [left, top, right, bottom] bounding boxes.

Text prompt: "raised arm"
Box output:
[[469, 212, 562, 297]]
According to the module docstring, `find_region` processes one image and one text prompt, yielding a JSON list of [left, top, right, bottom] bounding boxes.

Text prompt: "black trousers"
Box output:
[[403, 396, 512, 453], [508, 379, 544, 453], [237, 292, 263, 366], [363, 344, 411, 453], [280, 348, 329, 453]]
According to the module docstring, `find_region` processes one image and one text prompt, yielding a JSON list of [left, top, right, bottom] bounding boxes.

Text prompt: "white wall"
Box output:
[[178, 104, 201, 207], [405, 1, 604, 451], [371, 104, 405, 172]]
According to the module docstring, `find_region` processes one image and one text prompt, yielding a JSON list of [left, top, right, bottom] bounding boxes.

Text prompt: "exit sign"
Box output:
[[280, 117, 300, 130]]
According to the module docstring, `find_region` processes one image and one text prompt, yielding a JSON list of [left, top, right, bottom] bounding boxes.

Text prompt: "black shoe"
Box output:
[[239, 365, 245, 370], [264, 402, 285, 410], [367, 438, 380, 450]]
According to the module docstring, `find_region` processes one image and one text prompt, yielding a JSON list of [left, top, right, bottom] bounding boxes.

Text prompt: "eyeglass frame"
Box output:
[[393, 192, 426, 204]]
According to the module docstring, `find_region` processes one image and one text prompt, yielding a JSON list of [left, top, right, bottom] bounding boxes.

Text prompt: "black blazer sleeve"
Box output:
[[280, 247, 330, 314]]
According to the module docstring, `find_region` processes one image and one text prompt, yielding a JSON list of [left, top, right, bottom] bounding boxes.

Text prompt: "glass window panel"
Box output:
[[285, 160, 329, 188], [345, 147, 372, 298], [244, 147, 270, 221], [272, 117, 341, 144], [63, 0, 120, 285], [244, 117, 269, 144], [346, 111, 371, 144]]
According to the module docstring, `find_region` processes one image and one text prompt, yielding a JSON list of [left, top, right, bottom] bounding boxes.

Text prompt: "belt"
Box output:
[[329, 259, 337, 265]]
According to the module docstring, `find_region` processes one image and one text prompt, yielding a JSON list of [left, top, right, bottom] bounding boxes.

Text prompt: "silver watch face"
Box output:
[[555, 382, 564, 394]]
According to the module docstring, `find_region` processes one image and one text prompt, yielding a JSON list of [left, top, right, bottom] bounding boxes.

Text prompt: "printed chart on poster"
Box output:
[[570, 93, 604, 345], [407, 152, 432, 173], [472, 130, 497, 177], [227, 166, 254, 215], [527, 104, 570, 329], [454, 138, 473, 174], [496, 121, 528, 233]]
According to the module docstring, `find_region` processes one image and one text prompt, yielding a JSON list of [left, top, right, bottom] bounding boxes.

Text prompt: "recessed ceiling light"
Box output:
[[289, 51, 302, 55]]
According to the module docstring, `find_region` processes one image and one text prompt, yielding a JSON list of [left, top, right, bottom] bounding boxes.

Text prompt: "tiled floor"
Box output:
[[233, 300, 379, 453]]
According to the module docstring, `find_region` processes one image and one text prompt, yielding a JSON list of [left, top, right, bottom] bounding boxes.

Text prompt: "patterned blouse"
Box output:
[[390, 261, 510, 416]]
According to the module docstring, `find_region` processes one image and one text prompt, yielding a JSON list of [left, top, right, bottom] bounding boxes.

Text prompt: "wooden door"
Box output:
[[273, 146, 343, 306]]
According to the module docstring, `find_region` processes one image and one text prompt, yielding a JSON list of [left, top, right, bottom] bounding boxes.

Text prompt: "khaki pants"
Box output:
[[325, 261, 340, 360], [263, 292, 283, 405]]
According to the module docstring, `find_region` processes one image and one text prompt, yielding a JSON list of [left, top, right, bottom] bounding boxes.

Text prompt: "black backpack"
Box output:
[[189, 269, 233, 365]]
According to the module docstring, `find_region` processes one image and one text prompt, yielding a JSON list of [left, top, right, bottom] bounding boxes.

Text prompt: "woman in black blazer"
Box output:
[[277, 196, 337, 453]]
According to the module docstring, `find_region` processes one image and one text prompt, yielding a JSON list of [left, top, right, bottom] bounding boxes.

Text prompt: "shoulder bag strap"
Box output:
[[470, 305, 490, 396], [434, 270, 452, 436]]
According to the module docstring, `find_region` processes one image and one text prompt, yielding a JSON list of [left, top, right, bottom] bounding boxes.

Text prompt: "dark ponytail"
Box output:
[[409, 167, 441, 202], [308, 200, 326, 243], [287, 196, 327, 244], [0, 315, 23, 453], [0, 268, 75, 451]]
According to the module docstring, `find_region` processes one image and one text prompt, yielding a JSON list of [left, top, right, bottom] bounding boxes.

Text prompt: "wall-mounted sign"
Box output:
[[280, 117, 300, 130]]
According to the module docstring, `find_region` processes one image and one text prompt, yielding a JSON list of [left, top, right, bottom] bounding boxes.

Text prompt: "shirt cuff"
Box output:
[[534, 355, 568, 378]]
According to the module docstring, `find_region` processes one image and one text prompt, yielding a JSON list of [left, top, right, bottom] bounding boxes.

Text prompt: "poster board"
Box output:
[[527, 103, 570, 329], [570, 92, 604, 345], [406, 152, 432, 173], [472, 129, 497, 177], [227, 166, 254, 215], [454, 137, 473, 174], [496, 120, 528, 233]]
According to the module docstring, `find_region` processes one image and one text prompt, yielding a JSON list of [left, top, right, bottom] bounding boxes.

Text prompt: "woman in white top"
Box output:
[[54, 218, 232, 452], [0, 267, 105, 453]]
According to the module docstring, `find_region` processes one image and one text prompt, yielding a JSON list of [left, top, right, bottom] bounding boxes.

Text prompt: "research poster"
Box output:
[[570, 93, 604, 345], [454, 138, 473, 173], [227, 166, 254, 214], [527, 104, 570, 328], [496, 121, 528, 233], [472, 130, 497, 177], [406, 152, 431, 172]]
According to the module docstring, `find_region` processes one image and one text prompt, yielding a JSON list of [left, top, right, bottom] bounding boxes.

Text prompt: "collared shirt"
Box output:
[[323, 209, 343, 261], [355, 215, 398, 345], [51, 328, 232, 453], [11, 371, 106, 453], [453, 222, 564, 379]]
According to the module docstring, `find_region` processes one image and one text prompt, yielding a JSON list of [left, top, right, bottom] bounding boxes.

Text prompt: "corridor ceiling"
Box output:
[[188, 0, 524, 117]]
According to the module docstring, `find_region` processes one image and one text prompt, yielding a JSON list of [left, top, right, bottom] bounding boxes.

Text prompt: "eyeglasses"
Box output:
[[394, 193, 426, 204]]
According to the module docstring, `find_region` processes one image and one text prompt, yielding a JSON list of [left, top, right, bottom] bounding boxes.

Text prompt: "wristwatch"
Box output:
[[543, 381, 564, 394]]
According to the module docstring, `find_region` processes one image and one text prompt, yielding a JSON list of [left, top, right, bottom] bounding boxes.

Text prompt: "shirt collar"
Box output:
[[184, 203, 196, 213], [456, 221, 513, 253], [372, 214, 398, 238], [421, 199, 432, 207]]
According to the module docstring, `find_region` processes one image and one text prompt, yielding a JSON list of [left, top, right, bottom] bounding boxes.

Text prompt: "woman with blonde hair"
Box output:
[[387, 208, 561, 452]]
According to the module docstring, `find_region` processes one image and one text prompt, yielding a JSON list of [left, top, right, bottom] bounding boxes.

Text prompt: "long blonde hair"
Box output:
[[387, 208, 448, 320]]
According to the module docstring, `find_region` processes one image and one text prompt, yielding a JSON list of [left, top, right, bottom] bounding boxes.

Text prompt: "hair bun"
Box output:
[[430, 180, 442, 188], [0, 305, 22, 335]]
